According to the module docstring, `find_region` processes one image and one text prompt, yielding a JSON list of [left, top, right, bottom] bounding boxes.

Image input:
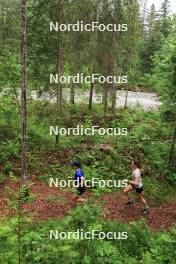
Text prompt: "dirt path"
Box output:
[[0, 180, 176, 230], [101, 193, 176, 229]]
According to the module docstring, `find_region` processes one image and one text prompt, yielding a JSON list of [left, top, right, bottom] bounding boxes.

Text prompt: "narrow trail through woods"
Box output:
[[0, 180, 175, 230]]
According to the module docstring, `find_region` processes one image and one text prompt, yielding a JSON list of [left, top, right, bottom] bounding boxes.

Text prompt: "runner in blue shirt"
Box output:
[[71, 161, 86, 202]]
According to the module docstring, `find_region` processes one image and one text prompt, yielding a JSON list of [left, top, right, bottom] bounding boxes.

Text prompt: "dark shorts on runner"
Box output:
[[77, 186, 86, 196], [130, 184, 143, 193]]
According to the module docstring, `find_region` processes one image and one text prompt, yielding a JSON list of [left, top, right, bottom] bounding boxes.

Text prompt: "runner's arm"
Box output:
[[128, 178, 139, 186]]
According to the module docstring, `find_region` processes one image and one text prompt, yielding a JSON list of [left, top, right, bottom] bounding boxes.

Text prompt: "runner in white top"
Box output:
[[132, 168, 143, 188], [123, 160, 150, 214]]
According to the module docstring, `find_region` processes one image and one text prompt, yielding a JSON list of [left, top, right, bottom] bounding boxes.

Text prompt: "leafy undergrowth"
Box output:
[[0, 179, 176, 230]]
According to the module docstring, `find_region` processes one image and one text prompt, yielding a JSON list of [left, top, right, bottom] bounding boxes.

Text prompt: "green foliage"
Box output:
[[142, 229, 176, 264], [0, 204, 175, 263], [0, 140, 20, 162], [152, 17, 176, 120]]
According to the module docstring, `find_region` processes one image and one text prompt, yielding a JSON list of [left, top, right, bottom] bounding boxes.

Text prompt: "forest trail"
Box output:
[[0, 179, 175, 230]]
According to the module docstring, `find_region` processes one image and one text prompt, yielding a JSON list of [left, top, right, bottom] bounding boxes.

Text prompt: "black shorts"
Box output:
[[77, 186, 86, 196], [130, 184, 143, 193]]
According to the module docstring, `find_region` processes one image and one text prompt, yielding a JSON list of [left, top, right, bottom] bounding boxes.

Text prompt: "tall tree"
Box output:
[[123, 0, 141, 107], [88, 0, 100, 111], [21, 0, 28, 184], [56, 0, 64, 111], [167, 54, 176, 166], [140, 3, 161, 73], [69, 0, 82, 106], [152, 18, 176, 168], [97, 0, 115, 115], [140, 0, 148, 37], [160, 0, 171, 37], [111, 0, 123, 113]]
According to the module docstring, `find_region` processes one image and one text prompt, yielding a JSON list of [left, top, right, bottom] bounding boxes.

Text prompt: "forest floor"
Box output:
[[0, 179, 176, 230]]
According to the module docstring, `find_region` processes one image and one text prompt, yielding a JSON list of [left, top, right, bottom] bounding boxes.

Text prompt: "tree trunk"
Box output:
[[21, 0, 28, 185], [102, 52, 108, 116], [1, 0, 5, 40], [124, 89, 128, 108], [103, 83, 108, 116], [55, 134, 59, 146], [19, 1, 28, 262], [70, 82, 75, 105], [168, 124, 176, 166], [88, 1, 100, 111], [56, 0, 64, 112], [111, 32, 117, 114], [111, 83, 117, 112], [56, 46, 64, 111], [89, 82, 94, 110]]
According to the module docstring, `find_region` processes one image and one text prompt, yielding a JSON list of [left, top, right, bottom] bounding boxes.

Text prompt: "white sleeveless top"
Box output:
[[132, 168, 143, 188]]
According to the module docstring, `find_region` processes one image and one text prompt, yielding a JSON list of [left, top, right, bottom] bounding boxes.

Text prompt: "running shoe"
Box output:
[[125, 200, 135, 206], [141, 207, 150, 214]]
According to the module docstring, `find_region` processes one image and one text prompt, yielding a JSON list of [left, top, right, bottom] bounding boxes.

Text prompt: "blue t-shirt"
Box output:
[[73, 169, 84, 186]]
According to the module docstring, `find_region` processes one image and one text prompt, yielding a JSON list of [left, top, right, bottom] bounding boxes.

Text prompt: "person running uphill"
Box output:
[[123, 160, 150, 214], [71, 161, 86, 203]]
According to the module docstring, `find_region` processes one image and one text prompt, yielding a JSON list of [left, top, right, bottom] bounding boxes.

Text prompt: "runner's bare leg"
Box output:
[[123, 184, 134, 201]]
